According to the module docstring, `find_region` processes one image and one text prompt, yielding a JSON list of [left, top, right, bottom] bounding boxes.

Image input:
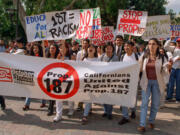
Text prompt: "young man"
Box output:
[[165, 37, 180, 103], [114, 35, 124, 61], [118, 41, 139, 125]]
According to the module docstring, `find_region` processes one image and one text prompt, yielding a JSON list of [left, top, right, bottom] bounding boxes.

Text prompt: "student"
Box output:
[[100, 42, 118, 120], [118, 41, 139, 125], [53, 42, 75, 122], [138, 38, 169, 132], [114, 35, 124, 60], [76, 39, 90, 111], [46, 44, 59, 116], [23, 43, 46, 111], [81, 44, 99, 124], [164, 37, 180, 103]]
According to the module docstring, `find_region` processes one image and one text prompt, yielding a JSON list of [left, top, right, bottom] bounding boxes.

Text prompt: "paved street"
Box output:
[[0, 97, 180, 135]]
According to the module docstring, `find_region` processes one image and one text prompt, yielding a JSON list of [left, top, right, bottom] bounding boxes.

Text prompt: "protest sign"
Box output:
[[46, 10, 80, 40], [76, 9, 94, 39], [0, 53, 139, 107], [25, 14, 47, 42], [117, 9, 147, 36], [142, 15, 171, 40], [92, 26, 114, 45], [90, 7, 102, 39], [170, 25, 180, 37]]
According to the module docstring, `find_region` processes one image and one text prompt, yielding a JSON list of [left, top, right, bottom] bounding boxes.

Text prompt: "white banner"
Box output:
[[46, 10, 80, 40], [25, 14, 47, 42], [142, 15, 171, 41], [0, 53, 139, 107], [117, 9, 147, 36]]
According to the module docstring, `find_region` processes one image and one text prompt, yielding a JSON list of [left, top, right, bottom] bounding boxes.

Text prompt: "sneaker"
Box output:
[[118, 117, 129, 125], [40, 104, 46, 108], [175, 101, 180, 104], [53, 115, 62, 122], [130, 111, 136, 119], [23, 105, 29, 111], [68, 109, 74, 116], [137, 126, 146, 132]]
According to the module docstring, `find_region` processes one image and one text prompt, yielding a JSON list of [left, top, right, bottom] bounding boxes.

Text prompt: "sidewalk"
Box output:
[[0, 97, 180, 135]]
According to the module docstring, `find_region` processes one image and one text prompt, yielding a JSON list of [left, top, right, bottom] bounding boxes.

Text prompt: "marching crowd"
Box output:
[[0, 35, 180, 133]]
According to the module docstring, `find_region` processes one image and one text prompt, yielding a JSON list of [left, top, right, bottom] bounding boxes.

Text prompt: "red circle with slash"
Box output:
[[37, 62, 79, 99]]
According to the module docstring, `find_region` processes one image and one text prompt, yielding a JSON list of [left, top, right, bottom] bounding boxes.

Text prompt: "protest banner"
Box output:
[[92, 26, 114, 45], [0, 53, 139, 107], [25, 14, 47, 42], [117, 9, 147, 36], [170, 25, 180, 37], [142, 15, 171, 41], [76, 9, 94, 39], [46, 10, 80, 40], [90, 7, 102, 39]]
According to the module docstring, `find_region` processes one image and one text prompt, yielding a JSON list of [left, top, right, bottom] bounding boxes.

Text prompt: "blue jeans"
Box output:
[[104, 104, 113, 115], [140, 80, 160, 127], [122, 91, 138, 119], [83, 103, 92, 117], [25, 97, 46, 106], [167, 68, 180, 101]]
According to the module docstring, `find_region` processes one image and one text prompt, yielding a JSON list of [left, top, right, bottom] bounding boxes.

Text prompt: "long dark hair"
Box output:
[[46, 44, 59, 58], [30, 44, 43, 57], [82, 44, 97, 60], [143, 38, 161, 59]]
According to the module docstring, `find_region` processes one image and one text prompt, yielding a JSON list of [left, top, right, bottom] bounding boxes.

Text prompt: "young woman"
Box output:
[[53, 42, 75, 122], [138, 38, 169, 132], [23, 43, 46, 111], [97, 46, 104, 58], [46, 44, 59, 116], [100, 42, 119, 120], [81, 44, 99, 124]]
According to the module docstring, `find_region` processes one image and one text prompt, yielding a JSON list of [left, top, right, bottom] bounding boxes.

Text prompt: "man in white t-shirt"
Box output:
[[118, 41, 139, 125], [13, 37, 25, 55]]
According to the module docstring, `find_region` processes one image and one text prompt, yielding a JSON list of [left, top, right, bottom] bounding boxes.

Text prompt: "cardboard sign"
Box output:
[[46, 10, 80, 40], [170, 25, 180, 37], [142, 15, 171, 41], [92, 26, 114, 45], [117, 9, 147, 36], [76, 9, 94, 39], [25, 14, 47, 42], [0, 53, 140, 107], [90, 8, 102, 39]]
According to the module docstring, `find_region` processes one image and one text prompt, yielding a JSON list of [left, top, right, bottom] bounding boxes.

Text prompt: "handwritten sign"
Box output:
[[25, 14, 47, 42], [117, 10, 147, 36], [142, 15, 171, 41], [170, 25, 180, 37], [76, 9, 93, 39], [92, 26, 114, 45], [46, 10, 80, 40]]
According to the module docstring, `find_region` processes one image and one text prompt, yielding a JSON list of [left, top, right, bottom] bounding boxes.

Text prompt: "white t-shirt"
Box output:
[[123, 53, 137, 62], [76, 50, 86, 61], [83, 57, 99, 62], [13, 49, 25, 55]]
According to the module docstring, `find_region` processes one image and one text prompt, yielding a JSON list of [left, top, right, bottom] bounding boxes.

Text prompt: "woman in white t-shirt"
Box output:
[[81, 44, 99, 124]]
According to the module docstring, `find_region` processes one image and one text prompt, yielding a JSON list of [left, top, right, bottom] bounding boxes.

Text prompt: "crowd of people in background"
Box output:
[[0, 35, 179, 133]]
